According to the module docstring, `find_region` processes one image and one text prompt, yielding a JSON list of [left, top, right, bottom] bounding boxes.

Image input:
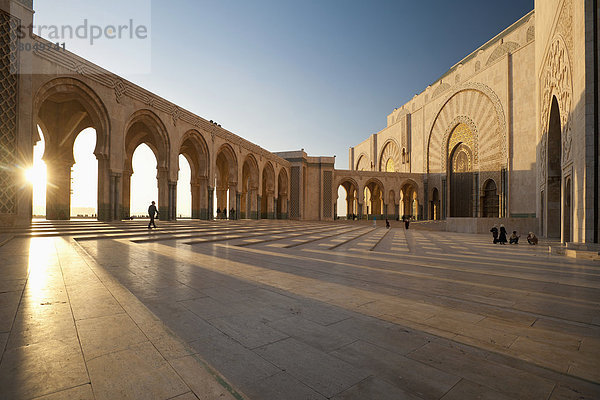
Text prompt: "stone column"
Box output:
[[169, 181, 177, 220], [198, 177, 208, 219], [249, 188, 258, 219], [257, 195, 262, 219], [228, 183, 237, 220], [97, 156, 111, 221], [267, 191, 275, 219], [157, 167, 169, 221], [109, 171, 122, 221], [45, 160, 72, 220], [207, 186, 214, 219], [121, 171, 131, 219], [235, 192, 241, 220], [191, 182, 201, 219], [423, 181, 429, 220], [274, 197, 279, 219]]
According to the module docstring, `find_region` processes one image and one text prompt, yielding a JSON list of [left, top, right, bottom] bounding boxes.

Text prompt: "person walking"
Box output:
[[490, 225, 499, 244], [148, 201, 158, 229], [498, 224, 508, 245], [403, 215, 410, 229]]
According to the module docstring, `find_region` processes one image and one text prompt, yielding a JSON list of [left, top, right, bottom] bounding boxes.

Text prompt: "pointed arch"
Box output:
[[123, 109, 170, 171], [379, 139, 401, 172]]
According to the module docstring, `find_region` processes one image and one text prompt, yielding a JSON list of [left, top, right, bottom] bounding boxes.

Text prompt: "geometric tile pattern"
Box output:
[[0, 10, 19, 214]]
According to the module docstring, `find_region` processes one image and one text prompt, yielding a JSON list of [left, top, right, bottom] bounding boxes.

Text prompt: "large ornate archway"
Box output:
[[448, 123, 474, 217], [34, 78, 111, 220], [122, 109, 170, 219], [379, 140, 400, 172], [539, 36, 573, 241]]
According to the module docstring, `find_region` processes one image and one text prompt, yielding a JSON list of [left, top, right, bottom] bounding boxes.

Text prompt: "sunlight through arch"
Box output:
[[336, 185, 347, 219], [177, 154, 192, 218], [29, 126, 47, 217], [71, 128, 98, 218], [130, 144, 158, 217]]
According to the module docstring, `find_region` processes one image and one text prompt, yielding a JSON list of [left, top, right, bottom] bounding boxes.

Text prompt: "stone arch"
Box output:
[[123, 109, 170, 171], [546, 96, 562, 239], [378, 139, 400, 172], [539, 36, 573, 241], [277, 168, 289, 219], [426, 84, 507, 175], [122, 109, 171, 220], [356, 154, 369, 171], [449, 140, 474, 218], [34, 77, 111, 161], [539, 35, 574, 176], [240, 154, 259, 219], [364, 178, 384, 218], [179, 129, 210, 219], [337, 177, 359, 218], [34, 77, 111, 220], [400, 179, 419, 219], [261, 161, 276, 219], [214, 143, 238, 219]]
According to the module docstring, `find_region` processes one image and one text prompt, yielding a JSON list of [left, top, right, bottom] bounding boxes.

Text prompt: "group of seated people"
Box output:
[[490, 224, 538, 245]]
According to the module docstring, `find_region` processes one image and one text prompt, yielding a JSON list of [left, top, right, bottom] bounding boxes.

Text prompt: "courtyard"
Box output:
[[0, 220, 599, 399]]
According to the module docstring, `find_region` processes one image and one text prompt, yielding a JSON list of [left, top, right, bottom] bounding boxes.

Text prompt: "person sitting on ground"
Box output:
[[490, 225, 499, 244], [509, 230, 520, 244], [527, 232, 538, 245], [498, 224, 508, 245]]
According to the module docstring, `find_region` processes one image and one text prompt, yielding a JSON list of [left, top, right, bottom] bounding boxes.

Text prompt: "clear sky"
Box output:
[[29, 0, 534, 216]]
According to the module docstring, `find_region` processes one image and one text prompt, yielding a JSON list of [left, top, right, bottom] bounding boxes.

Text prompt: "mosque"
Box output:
[[0, 0, 598, 246]]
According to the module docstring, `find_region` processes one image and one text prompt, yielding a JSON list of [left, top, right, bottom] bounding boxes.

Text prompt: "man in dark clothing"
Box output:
[[148, 201, 158, 229], [498, 224, 508, 245], [490, 225, 499, 243]]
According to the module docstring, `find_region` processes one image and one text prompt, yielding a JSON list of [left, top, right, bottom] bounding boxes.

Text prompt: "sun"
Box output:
[[25, 163, 47, 188], [25, 167, 36, 184]]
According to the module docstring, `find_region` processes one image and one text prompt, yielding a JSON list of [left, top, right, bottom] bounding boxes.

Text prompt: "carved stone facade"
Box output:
[[349, 2, 598, 243]]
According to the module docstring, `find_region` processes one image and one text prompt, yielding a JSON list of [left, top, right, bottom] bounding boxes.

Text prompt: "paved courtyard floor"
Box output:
[[0, 220, 599, 399]]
